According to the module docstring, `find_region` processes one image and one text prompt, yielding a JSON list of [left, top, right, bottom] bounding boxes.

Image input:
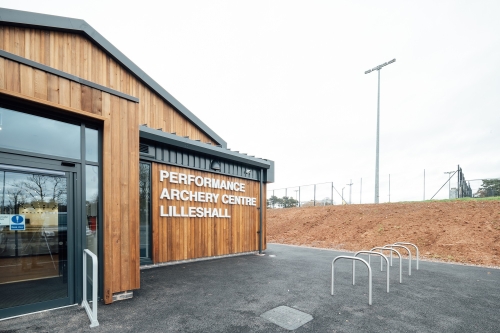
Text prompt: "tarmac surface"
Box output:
[[1, 243, 499, 332]]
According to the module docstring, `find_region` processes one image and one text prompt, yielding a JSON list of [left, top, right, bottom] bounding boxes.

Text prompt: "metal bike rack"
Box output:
[[353, 251, 389, 293], [331, 256, 372, 305], [371, 247, 402, 283], [394, 242, 419, 270], [385, 244, 412, 276], [82, 249, 99, 328]]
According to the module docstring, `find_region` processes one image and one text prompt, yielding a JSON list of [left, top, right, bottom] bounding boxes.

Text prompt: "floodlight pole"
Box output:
[[365, 59, 396, 204], [375, 69, 381, 203]]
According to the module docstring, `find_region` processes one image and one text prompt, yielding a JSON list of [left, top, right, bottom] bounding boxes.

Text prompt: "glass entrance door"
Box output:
[[0, 164, 74, 317]]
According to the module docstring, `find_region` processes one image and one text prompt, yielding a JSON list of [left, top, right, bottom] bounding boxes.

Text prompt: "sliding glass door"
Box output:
[[0, 163, 76, 317]]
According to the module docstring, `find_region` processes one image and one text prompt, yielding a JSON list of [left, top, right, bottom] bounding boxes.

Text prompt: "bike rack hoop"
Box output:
[[331, 255, 372, 305], [353, 251, 390, 293], [371, 247, 402, 284], [385, 244, 412, 276], [394, 242, 419, 270]]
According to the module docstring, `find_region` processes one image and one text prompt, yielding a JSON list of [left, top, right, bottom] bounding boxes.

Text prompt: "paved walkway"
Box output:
[[1, 243, 499, 332]]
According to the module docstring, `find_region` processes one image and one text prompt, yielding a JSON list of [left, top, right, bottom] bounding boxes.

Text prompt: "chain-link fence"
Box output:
[[267, 182, 342, 208], [267, 165, 499, 208], [467, 178, 500, 198]]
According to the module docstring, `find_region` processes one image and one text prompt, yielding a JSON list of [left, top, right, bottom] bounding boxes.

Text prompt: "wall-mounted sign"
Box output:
[[158, 170, 258, 219], [0, 214, 26, 230], [0, 215, 10, 226]]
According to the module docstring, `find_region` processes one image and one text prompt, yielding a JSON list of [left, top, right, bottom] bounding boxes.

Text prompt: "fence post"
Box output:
[[389, 174, 391, 203], [331, 182, 334, 205], [314, 184, 316, 206], [299, 186, 301, 207], [360, 178, 362, 204], [423, 169, 426, 201]]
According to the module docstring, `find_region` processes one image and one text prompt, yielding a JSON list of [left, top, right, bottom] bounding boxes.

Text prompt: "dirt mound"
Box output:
[[267, 200, 500, 267]]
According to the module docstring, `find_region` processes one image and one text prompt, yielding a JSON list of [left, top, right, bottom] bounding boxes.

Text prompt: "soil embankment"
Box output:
[[267, 200, 500, 267]]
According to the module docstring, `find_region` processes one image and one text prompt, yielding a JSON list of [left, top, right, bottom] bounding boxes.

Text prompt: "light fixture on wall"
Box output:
[[245, 169, 252, 175], [210, 160, 221, 171]]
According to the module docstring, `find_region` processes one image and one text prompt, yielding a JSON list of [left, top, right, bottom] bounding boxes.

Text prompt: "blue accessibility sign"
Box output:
[[10, 215, 25, 230], [11, 215, 24, 223]]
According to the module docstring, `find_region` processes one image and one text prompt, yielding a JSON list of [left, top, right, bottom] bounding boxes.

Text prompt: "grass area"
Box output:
[[427, 196, 500, 203], [394, 196, 500, 204]]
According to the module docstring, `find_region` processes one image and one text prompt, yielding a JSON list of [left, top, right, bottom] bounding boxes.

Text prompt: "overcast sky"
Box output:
[[2, 1, 499, 203]]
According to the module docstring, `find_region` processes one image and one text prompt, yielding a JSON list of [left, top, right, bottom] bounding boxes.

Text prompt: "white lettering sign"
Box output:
[[158, 170, 258, 219], [159, 171, 246, 192], [0, 215, 10, 226]]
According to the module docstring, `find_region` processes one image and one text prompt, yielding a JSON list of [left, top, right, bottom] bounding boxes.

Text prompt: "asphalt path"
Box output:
[[1, 243, 499, 332]]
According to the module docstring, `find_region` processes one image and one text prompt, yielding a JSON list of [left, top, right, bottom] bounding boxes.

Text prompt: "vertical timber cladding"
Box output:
[[103, 96, 140, 304], [151, 163, 265, 262]]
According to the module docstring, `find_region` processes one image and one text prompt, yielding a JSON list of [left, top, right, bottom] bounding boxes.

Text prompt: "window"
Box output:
[[0, 107, 80, 159], [139, 162, 152, 264]]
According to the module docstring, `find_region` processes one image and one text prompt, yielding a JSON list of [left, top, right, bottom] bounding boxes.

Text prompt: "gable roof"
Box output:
[[0, 7, 227, 147]]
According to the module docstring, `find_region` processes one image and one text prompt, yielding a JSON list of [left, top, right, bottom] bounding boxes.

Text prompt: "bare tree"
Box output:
[[6, 186, 27, 214], [22, 175, 49, 202], [50, 176, 67, 203], [21, 175, 66, 204]]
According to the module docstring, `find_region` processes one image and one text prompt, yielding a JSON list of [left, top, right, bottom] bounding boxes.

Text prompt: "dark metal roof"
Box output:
[[0, 7, 227, 147], [140, 126, 274, 183]]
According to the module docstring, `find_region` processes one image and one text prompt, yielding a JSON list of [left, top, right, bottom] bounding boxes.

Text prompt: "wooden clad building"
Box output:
[[0, 8, 273, 319]]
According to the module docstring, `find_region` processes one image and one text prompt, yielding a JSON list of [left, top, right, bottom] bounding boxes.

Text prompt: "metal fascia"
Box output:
[[266, 160, 275, 183], [139, 127, 271, 169], [0, 7, 227, 148]]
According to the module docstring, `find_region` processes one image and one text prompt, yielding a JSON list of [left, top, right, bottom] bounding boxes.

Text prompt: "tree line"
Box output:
[[475, 179, 500, 197], [267, 195, 299, 208]]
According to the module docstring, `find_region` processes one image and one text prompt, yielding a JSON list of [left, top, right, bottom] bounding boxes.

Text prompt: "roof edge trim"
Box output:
[[139, 127, 272, 170]]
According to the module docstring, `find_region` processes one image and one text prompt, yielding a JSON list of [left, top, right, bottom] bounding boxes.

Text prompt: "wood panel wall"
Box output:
[[151, 163, 266, 263], [102, 96, 139, 303], [0, 57, 105, 115], [0, 25, 217, 144]]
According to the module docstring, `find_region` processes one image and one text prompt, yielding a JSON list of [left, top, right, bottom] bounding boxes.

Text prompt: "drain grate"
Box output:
[[260, 306, 313, 330]]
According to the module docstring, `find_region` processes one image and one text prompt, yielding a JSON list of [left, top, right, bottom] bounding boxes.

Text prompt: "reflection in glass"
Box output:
[[85, 165, 99, 298], [85, 165, 99, 255], [139, 163, 151, 262], [0, 107, 80, 159], [85, 128, 98, 163], [0, 167, 68, 310]]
